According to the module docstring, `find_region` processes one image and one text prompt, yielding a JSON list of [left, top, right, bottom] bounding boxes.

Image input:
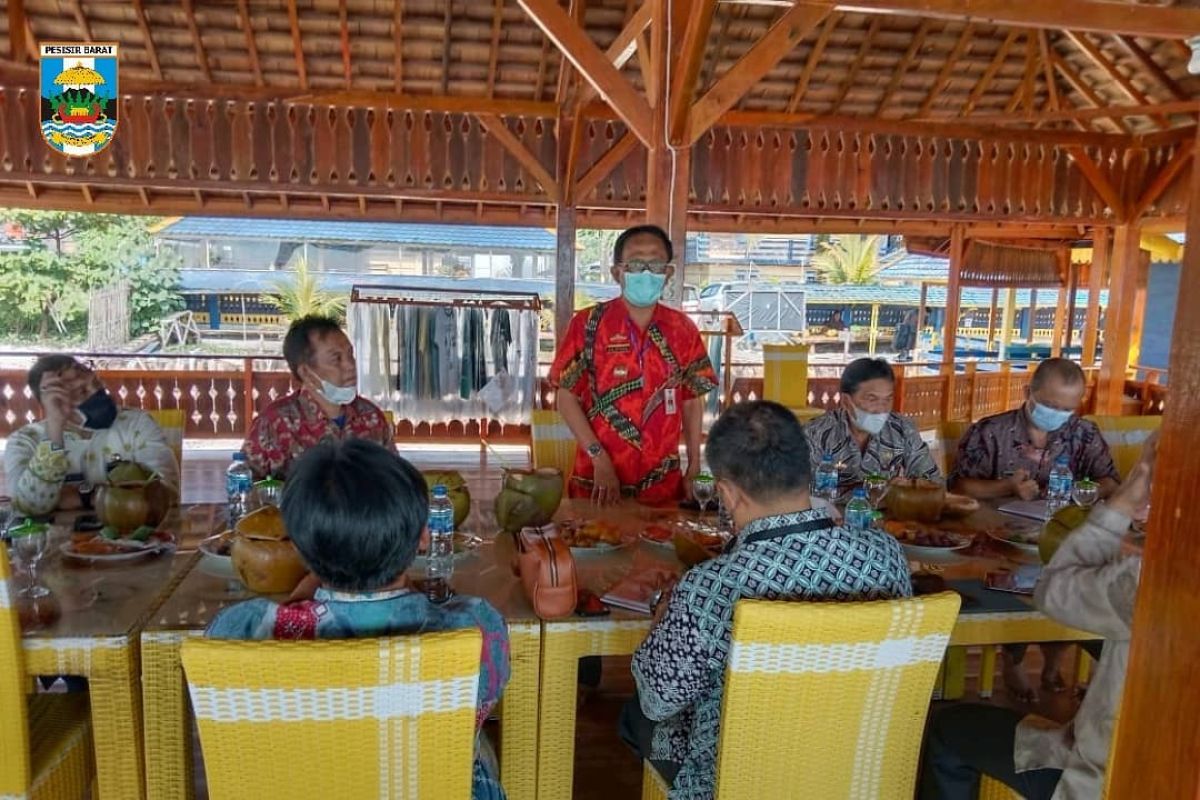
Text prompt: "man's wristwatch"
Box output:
[[585, 442, 604, 460]]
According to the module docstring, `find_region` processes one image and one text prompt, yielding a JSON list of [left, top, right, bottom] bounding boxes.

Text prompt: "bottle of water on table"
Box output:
[[225, 452, 253, 526], [845, 488, 872, 531], [815, 452, 839, 502], [426, 484, 455, 603], [1047, 455, 1073, 514]]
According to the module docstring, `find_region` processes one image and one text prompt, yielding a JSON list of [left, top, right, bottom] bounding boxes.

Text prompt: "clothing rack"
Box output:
[[350, 285, 542, 312]]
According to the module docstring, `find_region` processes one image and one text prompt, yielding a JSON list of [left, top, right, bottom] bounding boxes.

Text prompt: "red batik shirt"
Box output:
[[550, 300, 717, 505], [242, 389, 396, 480]]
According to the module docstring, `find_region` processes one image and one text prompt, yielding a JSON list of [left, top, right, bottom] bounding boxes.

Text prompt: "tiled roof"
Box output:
[[158, 217, 557, 251]]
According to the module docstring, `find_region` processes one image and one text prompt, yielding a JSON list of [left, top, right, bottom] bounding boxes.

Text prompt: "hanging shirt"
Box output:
[[550, 300, 717, 505]]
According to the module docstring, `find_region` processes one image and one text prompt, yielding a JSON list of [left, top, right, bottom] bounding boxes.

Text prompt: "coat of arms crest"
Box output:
[[39, 42, 119, 155]]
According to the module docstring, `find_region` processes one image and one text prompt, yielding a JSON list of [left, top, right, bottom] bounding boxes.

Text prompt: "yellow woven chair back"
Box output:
[[181, 630, 482, 800], [712, 592, 961, 800], [0, 543, 34, 795], [531, 408, 576, 481], [146, 408, 185, 471], [938, 419, 974, 476], [1083, 415, 1161, 480]]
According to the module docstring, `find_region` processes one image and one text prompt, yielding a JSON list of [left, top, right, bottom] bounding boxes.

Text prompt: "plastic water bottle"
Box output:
[[1047, 456, 1073, 513], [816, 453, 839, 501], [225, 452, 253, 526], [425, 484, 455, 603], [845, 488, 872, 531]]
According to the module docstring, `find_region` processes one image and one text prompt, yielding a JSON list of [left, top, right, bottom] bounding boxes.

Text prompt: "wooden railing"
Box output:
[[1125, 365, 1168, 415]]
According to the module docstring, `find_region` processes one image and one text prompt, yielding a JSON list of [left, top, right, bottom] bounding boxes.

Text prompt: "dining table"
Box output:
[[13, 504, 221, 800]]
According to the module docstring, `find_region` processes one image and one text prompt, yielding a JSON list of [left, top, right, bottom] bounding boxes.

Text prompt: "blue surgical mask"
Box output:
[[622, 271, 667, 308], [318, 378, 357, 406], [1030, 401, 1073, 432]]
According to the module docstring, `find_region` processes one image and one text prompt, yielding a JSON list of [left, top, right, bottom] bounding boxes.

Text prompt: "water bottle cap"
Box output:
[[1055, 455, 1069, 465], [432, 484, 448, 496], [852, 487, 866, 498], [821, 453, 833, 462], [231, 452, 245, 461]]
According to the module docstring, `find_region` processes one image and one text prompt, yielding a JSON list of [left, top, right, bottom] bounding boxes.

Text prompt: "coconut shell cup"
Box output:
[[884, 478, 946, 523], [494, 467, 564, 533], [230, 505, 309, 595]]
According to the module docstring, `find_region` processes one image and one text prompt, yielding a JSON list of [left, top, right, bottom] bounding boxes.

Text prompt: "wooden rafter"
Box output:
[[1038, 30, 1059, 113], [874, 17, 927, 116], [1064, 31, 1169, 129], [394, 0, 404, 92], [236, 0, 264, 87], [517, 0, 654, 147], [1067, 146, 1124, 217], [1113, 34, 1188, 103], [916, 21, 975, 118], [636, 32, 655, 107], [8, 0, 26, 63], [285, 0, 308, 90], [486, 0, 505, 97], [554, 0, 584, 107], [831, 17, 881, 115], [702, 5, 736, 99], [479, 114, 559, 201], [954, 100, 1200, 128], [575, 1, 652, 108], [131, 0, 163, 81], [181, 0, 212, 84], [574, 130, 639, 200], [339, 0, 352, 87], [1052, 52, 1132, 135], [69, 0, 94, 43], [960, 29, 1019, 117], [788, 11, 840, 114], [668, 0, 718, 145], [1130, 145, 1194, 219], [442, 0, 453, 95], [1007, 31, 1038, 114], [688, 3, 830, 145]]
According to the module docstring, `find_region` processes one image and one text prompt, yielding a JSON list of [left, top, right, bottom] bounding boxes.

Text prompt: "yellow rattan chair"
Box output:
[[531, 408, 577, 484], [181, 629, 482, 800], [146, 408, 186, 471], [1082, 414, 1161, 480], [0, 545, 95, 800], [938, 419, 974, 477], [643, 592, 961, 800]]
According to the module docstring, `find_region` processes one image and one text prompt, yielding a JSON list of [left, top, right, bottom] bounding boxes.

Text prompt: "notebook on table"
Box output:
[[998, 499, 1051, 522]]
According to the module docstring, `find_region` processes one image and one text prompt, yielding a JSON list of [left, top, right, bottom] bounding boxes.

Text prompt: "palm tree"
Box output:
[[263, 258, 346, 323], [810, 235, 886, 285]]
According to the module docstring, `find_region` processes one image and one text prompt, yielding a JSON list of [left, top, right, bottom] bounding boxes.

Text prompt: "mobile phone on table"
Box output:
[[984, 567, 1039, 596]]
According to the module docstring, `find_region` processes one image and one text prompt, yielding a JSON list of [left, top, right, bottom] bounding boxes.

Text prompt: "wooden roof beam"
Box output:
[[339, 0, 352, 88], [285, 0, 309, 90], [874, 17, 928, 116], [959, 99, 1200, 128], [8, 0, 26, 63], [789, 12, 841, 114], [479, 114, 559, 201], [916, 21, 975, 118], [1005, 31, 1038, 114], [960, 29, 1019, 117], [668, 0, 718, 145], [69, 0, 94, 43], [688, 3, 831, 145], [1112, 34, 1189, 103], [236, 0, 264, 87], [1065, 31, 1172, 129], [831, 17, 881, 115], [1067, 146, 1125, 218], [131, 0, 163, 81], [826, 0, 1200, 39], [394, 0, 404, 92], [1037, 30, 1060, 113], [442, 0, 454, 96], [576, 1, 652, 108], [486, 0, 504, 97], [554, 0, 585, 106], [518, 0, 654, 147], [1052, 52, 1132, 135], [1130, 144, 1194, 219], [575, 129, 640, 200], [181, 0, 212, 84]]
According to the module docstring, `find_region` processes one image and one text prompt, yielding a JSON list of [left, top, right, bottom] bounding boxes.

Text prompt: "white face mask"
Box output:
[[852, 406, 889, 436], [317, 378, 357, 406]]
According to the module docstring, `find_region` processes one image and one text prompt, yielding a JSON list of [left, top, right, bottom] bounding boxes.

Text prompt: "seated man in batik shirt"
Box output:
[[805, 357, 942, 492], [620, 401, 913, 800], [208, 440, 510, 800], [242, 315, 395, 480], [5, 355, 179, 517]]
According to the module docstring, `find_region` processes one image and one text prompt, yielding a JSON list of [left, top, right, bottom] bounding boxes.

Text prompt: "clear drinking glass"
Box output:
[[692, 472, 716, 514], [10, 520, 50, 599], [0, 496, 12, 542], [864, 473, 889, 510], [1072, 478, 1100, 509]]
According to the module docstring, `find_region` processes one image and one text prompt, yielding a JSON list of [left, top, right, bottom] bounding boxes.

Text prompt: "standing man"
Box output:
[[550, 225, 717, 506], [244, 315, 395, 479], [893, 309, 917, 361]]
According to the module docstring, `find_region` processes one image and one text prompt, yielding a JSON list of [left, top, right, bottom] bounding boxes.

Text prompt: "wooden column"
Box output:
[[1096, 223, 1142, 414], [1064, 259, 1079, 352], [916, 282, 929, 357], [1051, 256, 1068, 359], [987, 288, 1000, 352], [1083, 228, 1110, 367], [1128, 248, 1151, 370], [555, 206, 577, 341], [942, 227, 965, 365], [1026, 289, 1038, 345], [868, 303, 880, 355], [1000, 288, 1017, 361], [1108, 130, 1200, 800]]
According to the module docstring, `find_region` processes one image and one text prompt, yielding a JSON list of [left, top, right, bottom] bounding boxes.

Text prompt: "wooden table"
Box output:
[[15, 505, 218, 800]]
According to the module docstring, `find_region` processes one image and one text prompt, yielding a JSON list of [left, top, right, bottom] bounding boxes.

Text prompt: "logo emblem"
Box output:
[[39, 42, 119, 155]]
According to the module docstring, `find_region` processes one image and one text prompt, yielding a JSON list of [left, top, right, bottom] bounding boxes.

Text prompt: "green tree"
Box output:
[[263, 258, 346, 323], [810, 234, 886, 285], [577, 229, 619, 282]]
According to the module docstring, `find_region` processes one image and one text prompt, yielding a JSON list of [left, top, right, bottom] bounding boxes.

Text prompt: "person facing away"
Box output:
[[207, 439, 510, 800], [4, 355, 180, 517], [620, 400, 913, 800], [550, 224, 717, 507], [921, 431, 1155, 800], [242, 314, 395, 480], [805, 357, 942, 492], [951, 357, 1121, 701], [893, 309, 917, 360]]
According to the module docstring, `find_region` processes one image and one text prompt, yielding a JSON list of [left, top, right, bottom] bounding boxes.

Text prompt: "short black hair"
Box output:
[[840, 358, 895, 395], [705, 401, 811, 502], [613, 224, 673, 264], [1030, 357, 1085, 392], [281, 439, 429, 592], [27, 355, 81, 402], [282, 315, 344, 380]]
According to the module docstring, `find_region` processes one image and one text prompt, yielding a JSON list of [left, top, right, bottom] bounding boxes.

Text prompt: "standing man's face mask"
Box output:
[[622, 271, 667, 308]]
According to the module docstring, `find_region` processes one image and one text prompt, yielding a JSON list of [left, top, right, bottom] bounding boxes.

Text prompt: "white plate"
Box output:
[[900, 540, 971, 565], [987, 529, 1041, 556], [639, 533, 675, 549], [198, 534, 237, 578], [60, 538, 176, 563]]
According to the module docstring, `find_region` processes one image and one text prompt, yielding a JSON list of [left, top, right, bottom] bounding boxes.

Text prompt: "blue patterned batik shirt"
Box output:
[[208, 587, 510, 800], [631, 509, 913, 800]]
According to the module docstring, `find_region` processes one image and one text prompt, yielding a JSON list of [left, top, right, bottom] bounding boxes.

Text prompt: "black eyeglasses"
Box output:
[[620, 260, 673, 275]]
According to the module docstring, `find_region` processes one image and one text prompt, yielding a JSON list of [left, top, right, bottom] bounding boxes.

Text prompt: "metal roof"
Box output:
[[802, 284, 1108, 309], [159, 217, 557, 251]]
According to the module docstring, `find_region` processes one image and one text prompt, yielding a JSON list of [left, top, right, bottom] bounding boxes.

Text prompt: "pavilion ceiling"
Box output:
[[0, 0, 1198, 230]]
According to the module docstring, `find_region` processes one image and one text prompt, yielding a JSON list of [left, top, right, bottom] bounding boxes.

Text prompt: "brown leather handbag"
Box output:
[[513, 524, 578, 620]]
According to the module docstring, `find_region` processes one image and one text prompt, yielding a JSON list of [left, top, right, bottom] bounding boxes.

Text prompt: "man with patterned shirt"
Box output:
[[621, 401, 912, 800], [550, 225, 717, 506], [805, 357, 942, 492], [243, 315, 395, 479]]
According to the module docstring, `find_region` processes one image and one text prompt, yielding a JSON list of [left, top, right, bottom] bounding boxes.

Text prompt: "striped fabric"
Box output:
[[181, 631, 482, 800], [1083, 415, 1161, 480], [710, 593, 960, 800], [531, 408, 576, 483], [762, 344, 809, 409]]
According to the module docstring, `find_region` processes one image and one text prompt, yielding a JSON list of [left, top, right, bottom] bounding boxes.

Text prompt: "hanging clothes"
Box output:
[[460, 309, 487, 398], [437, 306, 461, 399], [489, 309, 513, 374]]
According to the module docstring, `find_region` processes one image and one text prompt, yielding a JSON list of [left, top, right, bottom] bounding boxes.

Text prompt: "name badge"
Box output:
[[665, 387, 678, 416]]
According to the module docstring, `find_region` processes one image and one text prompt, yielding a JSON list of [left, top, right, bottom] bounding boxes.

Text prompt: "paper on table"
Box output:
[[601, 566, 678, 615], [998, 499, 1051, 522]]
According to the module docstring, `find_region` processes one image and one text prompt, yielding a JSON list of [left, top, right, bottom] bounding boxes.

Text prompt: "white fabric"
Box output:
[[0, 578, 9, 609], [729, 634, 950, 674]]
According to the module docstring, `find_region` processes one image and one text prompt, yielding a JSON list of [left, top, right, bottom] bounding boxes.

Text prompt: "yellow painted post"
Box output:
[[762, 343, 810, 413], [868, 303, 880, 355]]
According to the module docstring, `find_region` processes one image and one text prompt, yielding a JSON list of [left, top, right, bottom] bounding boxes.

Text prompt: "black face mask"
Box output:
[[78, 389, 118, 430]]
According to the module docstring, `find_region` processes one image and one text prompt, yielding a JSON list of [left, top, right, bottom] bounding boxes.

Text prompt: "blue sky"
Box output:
[[40, 55, 118, 99]]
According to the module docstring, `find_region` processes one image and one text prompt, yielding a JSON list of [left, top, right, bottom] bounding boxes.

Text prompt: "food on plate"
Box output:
[[943, 493, 981, 516], [203, 530, 235, 557], [558, 518, 625, 549], [642, 524, 674, 543], [882, 519, 970, 548]]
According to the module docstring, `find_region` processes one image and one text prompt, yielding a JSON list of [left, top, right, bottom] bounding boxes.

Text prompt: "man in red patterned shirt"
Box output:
[[551, 225, 717, 506], [243, 315, 395, 479]]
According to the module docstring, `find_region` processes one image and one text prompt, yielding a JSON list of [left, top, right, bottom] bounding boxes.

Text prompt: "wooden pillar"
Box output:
[[1064, 260, 1079, 352], [1128, 248, 1151, 370], [942, 227, 965, 366], [868, 303, 880, 355], [986, 288, 999, 352], [1108, 131, 1200, 800], [1026, 289, 1038, 345], [916, 282, 929, 358], [1000, 288, 1016, 361], [1051, 256, 1068, 359], [1083, 228, 1109, 367], [555, 206, 577, 341], [1096, 223, 1142, 414]]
